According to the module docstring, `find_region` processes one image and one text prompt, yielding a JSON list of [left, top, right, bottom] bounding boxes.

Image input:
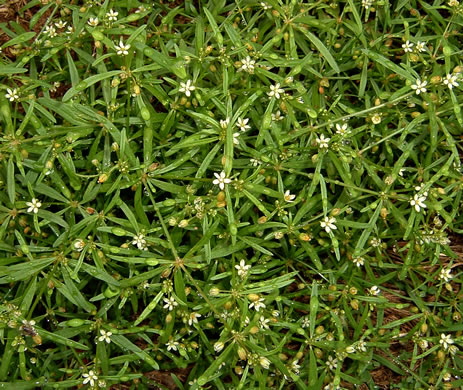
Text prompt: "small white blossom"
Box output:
[[418, 339, 429, 350], [362, 0, 372, 8], [369, 285, 381, 296], [301, 316, 310, 328], [415, 41, 426, 52], [235, 260, 251, 278], [87, 17, 99, 27], [214, 341, 224, 353], [267, 83, 284, 99], [66, 26, 74, 35], [261, 2, 271, 10], [440, 333, 454, 351], [114, 40, 130, 56], [26, 198, 42, 214], [346, 345, 356, 353], [439, 268, 452, 283], [410, 194, 427, 213], [220, 118, 230, 129], [402, 40, 414, 53], [5, 88, 19, 102], [82, 371, 98, 387], [44, 25, 57, 37], [98, 329, 112, 343], [188, 312, 201, 326], [259, 356, 270, 369], [106, 9, 119, 21], [163, 296, 178, 311], [239, 56, 256, 73], [166, 339, 179, 351], [132, 233, 147, 250], [320, 216, 337, 233], [249, 297, 266, 312], [179, 80, 195, 97], [411, 79, 427, 95], [353, 257, 364, 267], [357, 340, 367, 352], [448, 0, 459, 6], [250, 158, 261, 167], [336, 123, 349, 136], [443, 73, 459, 89], [236, 117, 250, 132], [271, 110, 284, 121], [212, 171, 231, 190], [326, 356, 337, 371], [284, 190, 296, 203], [55, 20, 67, 29], [73, 239, 85, 251], [259, 316, 270, 330], [233, 132, 241, 145], [316, 134, 330, 149]]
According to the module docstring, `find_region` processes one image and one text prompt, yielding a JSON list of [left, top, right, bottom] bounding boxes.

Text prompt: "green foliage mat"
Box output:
[[1, 0, 463, 389]]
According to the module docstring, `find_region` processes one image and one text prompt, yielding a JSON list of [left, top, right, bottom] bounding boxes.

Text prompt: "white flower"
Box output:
[[236, 117, 250, 132], [346, 345, 356, 353], [87, 17, 99, 27], [188, 312, 201, 326], [82, 370, 98, 387], [249, 297, 266, 312], [74, 239, 85, 252], [163, 296, 178, 311], [357, 340, 367, 352], [439, 268, 452, 283], [402, 40, 414, 53], [212, 171, 231, 190], [179, 79, 195, 97], [98, 329, 112, 343], [440, 333, 454, 351], [369, 285, 381, 296], [5, 88, 19, 102], [362, 0, 372, 8], [166, 339, 179, 351], [55, 20, 67, 29], [267, 83, 284, 99], [418, 339, 429, 350], [326, 356, 337, 371], [336, 123, 349, 136], [259, 316, 270, 330], [114, 40, 130, 56], [410, 194, 427, 213], [106, 9, 119, 21], [132, 233, 147, 250], [261, 2, 271, 10], [411, 79, 427, 95], [353, 257, 364, 267], [448, 0, 459, 6], [320, 216, 337, 233], [259, 356, 270, 369], [214, 341, 224, 353], [371, 113, 382, 124], [66, 26, 74, 35], [232, 132, 241, 145], [239, 56, 256, 73], [284, 190, 296, 203], [415, 41, 426, 52], [291, 360, 301, 373], [271, 110, 284, 121], [26, 198, 42, 214], [316, 134, 330, 149], [414, 185, 428, 197], [235, 260, 251, 278], [44, 25, 57, 37], [250, 158, 261, 167], [301, 316, 310, 328], [220, 118, 230, 129], [443, 73, 459, 89]]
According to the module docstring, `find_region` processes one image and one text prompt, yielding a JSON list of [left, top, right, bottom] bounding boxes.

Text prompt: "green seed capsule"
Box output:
[[141, 107, 151, 121], [111, 227, 126, 236], [229, 223, 238, 236], [163, 199, 176, 207], [67, 319, 85, 327]]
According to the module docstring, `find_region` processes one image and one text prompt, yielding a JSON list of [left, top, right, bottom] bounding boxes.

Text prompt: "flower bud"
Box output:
[[214, 341, 224, 353]]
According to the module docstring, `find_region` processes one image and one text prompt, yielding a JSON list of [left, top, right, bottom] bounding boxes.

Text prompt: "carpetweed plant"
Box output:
[[0, 0, 463, 389]]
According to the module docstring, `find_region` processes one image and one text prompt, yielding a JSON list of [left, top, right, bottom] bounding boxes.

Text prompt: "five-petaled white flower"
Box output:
[[235, 259, 251, 278], [271, 110, 284, 121], [440, 333, 454, 351], [415, 41, 426, 52], [236, 117, 250, 132], [353, 257, 364, 267], [166, 339, 179, 351], [55, 20, 67, 29], [239, 56, 256, 73], [98, 329, 112, 343], [132, 233, 147, 250], [411, 79, 427, 95], [26, 198, 42, 214], [213, 171, 231, 190], [439, 268, 452, 283], [316, 134, 330, 149], [326, 356, 337, 371], [106, 9, 119, 21], [87, 17, 99, 27], [267, 83, 284, 99], [402, 40, 414, 53], [179, 79, 195, 97], [410, 194, 427, 212], [259, 316, 270, 330], [249, 297, 266, 312], [250, 158, 261, 167], [5, 88, 19, 102], [284, 190, 296, 203], [44, 25, 57, 37], [369, 285, 381, 295], [320, 216, 336, 233], [188, 312, 201, 326], [336, 123, 349, 136], [82, 370, 98, 387], [443, 73, 459, 89], [114, 40, 130, 56], [74, 239, 85, 252], [163, 296, 178, 311]]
